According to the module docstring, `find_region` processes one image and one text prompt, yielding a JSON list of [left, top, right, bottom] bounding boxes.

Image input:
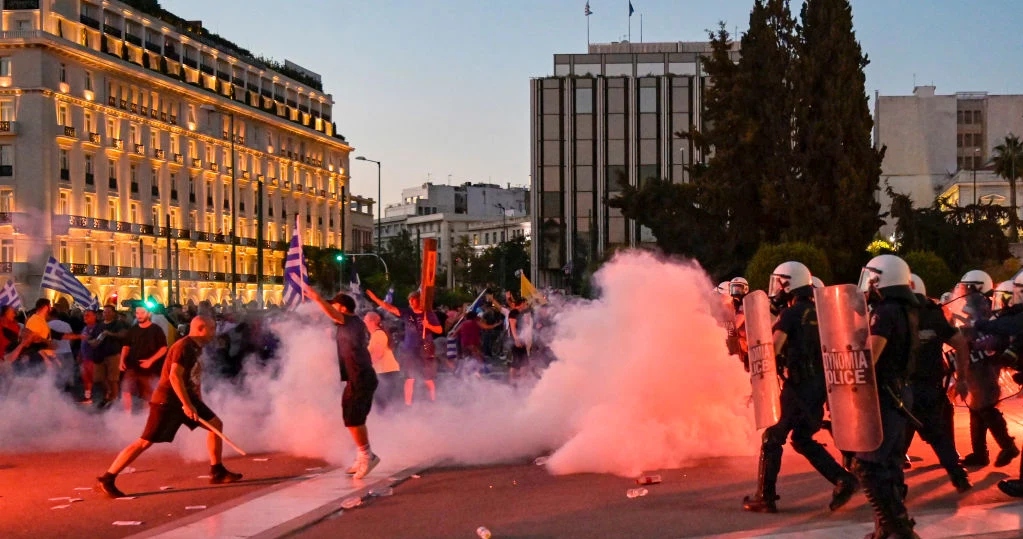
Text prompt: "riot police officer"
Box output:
[[902, 273, 971, 492], [742, 261, 858, 514], [727, 277, 750, 370], [855, 254, 918, 538]]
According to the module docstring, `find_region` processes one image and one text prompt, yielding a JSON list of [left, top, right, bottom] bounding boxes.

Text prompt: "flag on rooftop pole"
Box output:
[[281, 215, 308, 310], [585, 1, 592, 16], [41, 256, 99, 310], [0, 279, 21, 310], [585, 1, 593, 47]]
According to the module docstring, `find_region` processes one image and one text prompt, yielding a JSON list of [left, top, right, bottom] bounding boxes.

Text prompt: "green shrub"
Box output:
[[902, 250, 956, 297], [745, 242, 832, 292]]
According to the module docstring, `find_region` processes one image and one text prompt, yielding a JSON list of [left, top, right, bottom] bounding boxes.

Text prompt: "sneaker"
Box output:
[[994, 446, 1021, 468], [210, 468, 243, 484], [94, 476, 126, 499], [345, 456, 359, 475], [353, 453, 380, 480], [960, 453, 989, 467]]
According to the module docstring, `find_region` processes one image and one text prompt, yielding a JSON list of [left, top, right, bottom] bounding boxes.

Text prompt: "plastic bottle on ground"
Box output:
[[476, 526, 492, 539]]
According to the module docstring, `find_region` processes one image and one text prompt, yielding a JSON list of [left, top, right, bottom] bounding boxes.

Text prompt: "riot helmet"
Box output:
[[811, 276, 825, 289], [768, 261, 812, 307], [729, 277, 749, 299], [960, 270, 994, 295], [993, 280, 1015, 312], [909, 273, 927, 298]]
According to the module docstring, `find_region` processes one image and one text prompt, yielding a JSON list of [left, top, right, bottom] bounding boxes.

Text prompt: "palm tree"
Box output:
[[993, 134, 1023, 242]]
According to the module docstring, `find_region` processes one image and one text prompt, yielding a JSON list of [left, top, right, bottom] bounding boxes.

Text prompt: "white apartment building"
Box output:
[[383, 181, 529, 219], [0, 0, 352, 306], [465, 216, 530, 252], [875, 86, 1023, 235]]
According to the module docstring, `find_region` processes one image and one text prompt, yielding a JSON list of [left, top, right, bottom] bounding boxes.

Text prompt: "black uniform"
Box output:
[[743, 292, 856, 513], [969, 304, 1023, 466], [853, 293, 917, 538], [903, 295, 970, 490]]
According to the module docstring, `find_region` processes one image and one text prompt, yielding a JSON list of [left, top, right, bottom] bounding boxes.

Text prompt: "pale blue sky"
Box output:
[[162, 0, 1023, 207]]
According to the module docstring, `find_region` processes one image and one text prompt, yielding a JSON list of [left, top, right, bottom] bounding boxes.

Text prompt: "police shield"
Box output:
[[742, 290, 781, 429], [814, 284, 883, 452], [721, 294, 742, 356]]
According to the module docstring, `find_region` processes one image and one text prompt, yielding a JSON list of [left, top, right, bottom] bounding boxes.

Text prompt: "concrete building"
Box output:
[[465, 216, 530, 252], [0, 0, 352, 306], [875, 86, 1023, 234], [348, 194, 374, 253], [375, 181, 530, 287], [529, 41, 738, 288], [383, 181, 528, 219]]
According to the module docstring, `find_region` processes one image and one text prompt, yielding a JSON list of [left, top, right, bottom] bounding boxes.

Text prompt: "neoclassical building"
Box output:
[[0, 0, 352, 306]]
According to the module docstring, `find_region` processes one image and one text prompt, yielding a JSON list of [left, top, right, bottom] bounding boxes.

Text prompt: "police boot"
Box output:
[[829, 471, 859, 511], [853, 460, 917, 539], [989, 411, 1019, 467], [997, 478, 1023, 497], [743, 449, 780, 513], [948, 466, 972, 493], [960, 416, 989, 467]]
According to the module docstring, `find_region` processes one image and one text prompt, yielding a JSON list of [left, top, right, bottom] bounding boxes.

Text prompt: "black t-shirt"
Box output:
[[914, 300, 958, 382], [95, 319, 127, 358], [869, 298, 914, 385], [773, 298, 822, 385], [152, 336, 203, 406], [336, 313, 376, 387], [124, 323, 167, 374]]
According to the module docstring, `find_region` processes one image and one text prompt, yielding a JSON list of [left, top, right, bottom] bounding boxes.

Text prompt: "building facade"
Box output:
[[874, 86, 1023, 234], [348, 194, 374, 253], [383, 181, 528, 219], [529, 41, 737, 288], [465, 216, 530, 253], [0, 0, 352, 307]]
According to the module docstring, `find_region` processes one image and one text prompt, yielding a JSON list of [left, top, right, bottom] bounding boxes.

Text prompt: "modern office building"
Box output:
[[0, 0, 352, 306], [529, 41, 738, 288], [874, 86, 1023, 234]]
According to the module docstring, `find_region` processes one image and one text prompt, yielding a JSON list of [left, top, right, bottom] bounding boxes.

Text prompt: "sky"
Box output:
[[161, 0, 1023, 209]]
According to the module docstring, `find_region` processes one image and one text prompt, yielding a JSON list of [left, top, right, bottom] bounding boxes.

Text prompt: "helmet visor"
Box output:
[[768, 274, 789, 298], [1015, 284, 1023, 306], [729, 282, 748, 297], [858, 267, 881, 293], [993, 291, 1013, 312]]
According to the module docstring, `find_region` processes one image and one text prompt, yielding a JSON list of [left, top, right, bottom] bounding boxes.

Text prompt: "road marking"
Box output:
[[690, 499, 1023, 539], [127, 460, 432, 539]]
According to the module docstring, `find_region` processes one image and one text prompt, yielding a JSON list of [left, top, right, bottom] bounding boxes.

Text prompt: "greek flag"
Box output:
[[0, 279, 21, 310], [41, 257, 99, 310], [585, 1, 592, 16], [282, 215, 308, 310]]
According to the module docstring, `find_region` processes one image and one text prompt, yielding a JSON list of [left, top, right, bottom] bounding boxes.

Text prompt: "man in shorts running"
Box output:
[[95, 315, 242, 498]]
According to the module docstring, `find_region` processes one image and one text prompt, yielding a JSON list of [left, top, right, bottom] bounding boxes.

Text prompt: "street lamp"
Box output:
[[973, 147, 981, 208], [200, 104, 243, 303], [495, 203, 508, 289], [354, 156, 381, 253]]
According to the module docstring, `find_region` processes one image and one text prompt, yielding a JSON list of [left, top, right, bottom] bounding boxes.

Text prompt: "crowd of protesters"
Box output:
[[0, 286, 556, 411]]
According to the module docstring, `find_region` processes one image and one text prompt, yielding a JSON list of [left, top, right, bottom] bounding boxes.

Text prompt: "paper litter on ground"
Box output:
[[112, 521, 143, 526]]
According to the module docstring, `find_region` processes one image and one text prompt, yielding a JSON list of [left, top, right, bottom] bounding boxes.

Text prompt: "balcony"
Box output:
[[161, 112, 168, 122], [88, 132, 100, 144], [140, 105, 148, 116], [85, 173, 94, 185], [129, 103, 138, 114], [150, 108, 159, 120], [145, 41, 161, 54], [169, 115, 177, 124], [0, 121, 15, 135], [191, 158, 202, 168], [209, 162, 219, 173], [125, 34, 142, 47], [103, 24, 122, 39], [61, 125, 76, 138], [199, 64, 214, 76], [153, 148, 165, 160], [319, 189, 326, 198], [165, 50, 180, 62], [242, 171, 251, 179], [225, 166, 233, 176], [133, 144, 145, 155], [295, 185, 304, 193], [107, 95, 116, 106], [79, 14, 100, 29], [173, 153, 183, 164], [112, 138, 124, 150], [182, 57, 197, 69]]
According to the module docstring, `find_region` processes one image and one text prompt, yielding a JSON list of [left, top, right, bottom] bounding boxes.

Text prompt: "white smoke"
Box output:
[[0, 251, 757, 478]]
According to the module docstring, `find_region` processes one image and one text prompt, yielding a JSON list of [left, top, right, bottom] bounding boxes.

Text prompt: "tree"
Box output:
[[379, 229, 420, 289], [745, 241, 832, 292], [992, 133, 1023, 242], [902, 250, 956, 298], [791, 0, 885, 280]]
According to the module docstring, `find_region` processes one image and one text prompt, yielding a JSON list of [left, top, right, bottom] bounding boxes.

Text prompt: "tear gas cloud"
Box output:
[[0, 251, 756, 477]]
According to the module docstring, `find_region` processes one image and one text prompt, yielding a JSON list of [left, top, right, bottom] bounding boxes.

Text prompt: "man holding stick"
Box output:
[[95, 315, 243, 498]]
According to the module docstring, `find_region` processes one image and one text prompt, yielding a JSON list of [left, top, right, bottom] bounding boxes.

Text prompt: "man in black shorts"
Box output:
[[298, 280, 381, 480], [506, 293, 533, 383], [95, 315, 242, 498]]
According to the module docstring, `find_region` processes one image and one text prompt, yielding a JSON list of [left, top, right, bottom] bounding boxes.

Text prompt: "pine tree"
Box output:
[[791, 0, 884, 278]]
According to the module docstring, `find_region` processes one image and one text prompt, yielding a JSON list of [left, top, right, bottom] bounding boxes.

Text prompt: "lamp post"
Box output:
[[355, 156, 381, 253], [495, 203, 507, 289], [973, 146, 981, 208], [200, 104, 239, 302]]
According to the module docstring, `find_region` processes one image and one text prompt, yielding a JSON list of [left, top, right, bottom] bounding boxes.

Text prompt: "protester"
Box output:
[[120, 305, 168, 414], [95, 315, 242, 498], [0, 305, 20, 360], [366, 289, 442, 405], [92, 305, 127, 408], [364, 311, 401, 412]]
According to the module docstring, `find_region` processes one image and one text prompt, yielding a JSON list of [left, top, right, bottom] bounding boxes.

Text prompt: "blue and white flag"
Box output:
[[282, 215, 308, 310], [41, 257, 98, 310], [0, 279, 21, 310], [585, 1, 592, 16], [448, 288, 490, 334], [383, 287, 394, 305], [349, 266, 361, 295], [629, 1, 635, 16]]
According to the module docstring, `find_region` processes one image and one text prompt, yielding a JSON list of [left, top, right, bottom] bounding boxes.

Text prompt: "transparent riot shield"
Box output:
[[742, 290, 781, 429], [814, 284, 883, 452]]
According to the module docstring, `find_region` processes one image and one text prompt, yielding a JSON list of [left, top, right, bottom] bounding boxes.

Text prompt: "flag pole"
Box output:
[[640, 13, 643, 43], [587, 13, 590, 47]]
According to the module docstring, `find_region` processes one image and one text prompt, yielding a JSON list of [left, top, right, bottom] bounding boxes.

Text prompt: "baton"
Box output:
[[883, 384, 924, 429], [196, 416, 248, 456]]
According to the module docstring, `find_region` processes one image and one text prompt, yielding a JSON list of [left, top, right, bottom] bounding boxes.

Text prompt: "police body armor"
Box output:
[[814, 284, 883, 452], [946, 288, 1021, 409], [742, 290, 782, 429]]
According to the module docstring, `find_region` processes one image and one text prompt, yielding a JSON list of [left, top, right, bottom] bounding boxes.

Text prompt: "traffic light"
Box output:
[[144, 296, 156, 310], [336, 253, 345, 263]]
